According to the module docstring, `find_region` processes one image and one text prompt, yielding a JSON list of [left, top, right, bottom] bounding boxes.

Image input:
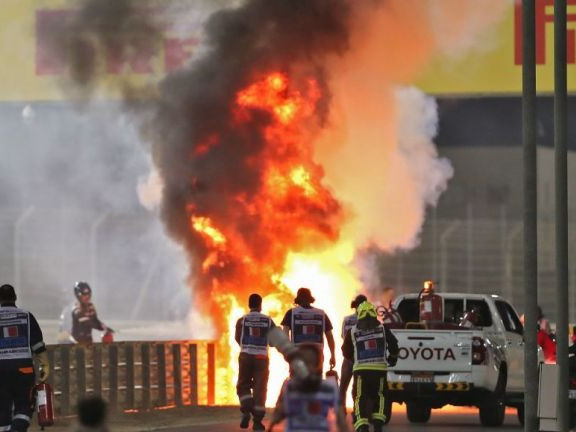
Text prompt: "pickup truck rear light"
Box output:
[[472, 337, 487, 365], [570, 378, 576, 389]]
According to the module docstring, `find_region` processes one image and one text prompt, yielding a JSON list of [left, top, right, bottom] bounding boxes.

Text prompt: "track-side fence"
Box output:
[[45, 341, 216, 415]]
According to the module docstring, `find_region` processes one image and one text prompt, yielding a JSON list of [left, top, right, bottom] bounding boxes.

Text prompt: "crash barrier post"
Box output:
[[45, 341, 216, 415]]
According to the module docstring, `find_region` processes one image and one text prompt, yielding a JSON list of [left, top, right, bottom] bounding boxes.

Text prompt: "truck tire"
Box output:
[[479, 367, 506, 427], [479, 398, 505, 427], [406, 402, 431, 423]]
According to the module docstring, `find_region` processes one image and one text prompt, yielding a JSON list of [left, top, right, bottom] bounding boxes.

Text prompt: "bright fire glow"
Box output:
[[236, 72, 313, 125], [191, 216, 227, 246], [289, 165, 316, 196], [190, 71, 361, 406]]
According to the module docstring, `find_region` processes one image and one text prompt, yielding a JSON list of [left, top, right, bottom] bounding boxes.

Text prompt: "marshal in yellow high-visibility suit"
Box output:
[[342, 301, 399, 432]]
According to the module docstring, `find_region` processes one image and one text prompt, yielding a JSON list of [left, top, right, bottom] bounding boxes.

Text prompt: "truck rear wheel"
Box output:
[[479, 367, 506, 427], [478, 364, 508, 427], [517, 404, 524, 425], [406, 402, 431, 423], [479, 398, 505, 426]]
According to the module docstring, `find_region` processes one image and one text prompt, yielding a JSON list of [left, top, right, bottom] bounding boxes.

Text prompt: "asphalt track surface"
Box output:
[[169, 406, 523, 432]]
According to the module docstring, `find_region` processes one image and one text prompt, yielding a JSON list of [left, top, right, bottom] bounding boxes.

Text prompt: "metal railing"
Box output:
[[377, 214, 576, 321], [2, 207, 575, 321], [45, 341, 216, 415]]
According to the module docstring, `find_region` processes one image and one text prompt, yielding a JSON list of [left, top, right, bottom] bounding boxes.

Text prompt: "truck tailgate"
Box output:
[[391, 329, 473, 372]]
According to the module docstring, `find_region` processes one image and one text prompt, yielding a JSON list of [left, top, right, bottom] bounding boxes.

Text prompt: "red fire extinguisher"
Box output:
[[325, 366, 339, 386], [101, 328, 115, 344], [35, 382, 55, 429], [418, 280, 443, 322]]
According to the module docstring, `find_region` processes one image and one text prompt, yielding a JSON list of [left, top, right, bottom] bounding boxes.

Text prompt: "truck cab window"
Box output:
[[466, 300, 493, 327], [444, 299, 464, 324], [495, 301, 523, 335], [397, 299, 419, 323]]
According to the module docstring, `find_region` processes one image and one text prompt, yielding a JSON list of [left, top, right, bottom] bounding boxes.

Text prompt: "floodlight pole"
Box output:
[[554, 0, 569, 430], [522, 1, 539, 431]]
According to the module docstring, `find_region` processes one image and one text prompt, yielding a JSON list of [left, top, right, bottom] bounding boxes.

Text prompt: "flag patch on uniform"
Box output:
[[249, 327, 261, 337], [308, 401, 321, 415], [303, 325, 316, 335], [364, 339, 377, 350], [3, 326, 18, 337]]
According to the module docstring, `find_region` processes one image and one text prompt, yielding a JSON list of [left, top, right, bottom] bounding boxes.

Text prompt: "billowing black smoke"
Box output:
[[55, 0, 364, 327]]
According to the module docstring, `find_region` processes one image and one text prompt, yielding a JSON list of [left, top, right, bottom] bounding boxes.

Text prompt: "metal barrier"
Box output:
[[45, 341, 216, 415]]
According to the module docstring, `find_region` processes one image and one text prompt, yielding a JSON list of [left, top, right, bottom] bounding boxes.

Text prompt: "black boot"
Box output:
[[373, 419, 386, 432], [252, 419, 265, 431], [240, 413, 251, 429]]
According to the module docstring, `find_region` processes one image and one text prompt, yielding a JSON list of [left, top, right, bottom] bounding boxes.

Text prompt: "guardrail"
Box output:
[[45, 341, 216, 415]]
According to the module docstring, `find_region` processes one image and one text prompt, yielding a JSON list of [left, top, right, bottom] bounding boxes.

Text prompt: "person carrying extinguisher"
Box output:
[[71, 282, 111, 344], [235, 294, 276, 431], [342, 301, 398, 432], [0, 284, 50, 432]]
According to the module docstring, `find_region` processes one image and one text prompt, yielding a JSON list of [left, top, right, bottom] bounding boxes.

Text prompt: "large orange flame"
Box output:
[[189, 71, 358, 404]]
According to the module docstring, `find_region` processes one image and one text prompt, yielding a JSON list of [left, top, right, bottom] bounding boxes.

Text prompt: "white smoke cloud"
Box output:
[[395, 86, 453, 210], [137, 164, 164, 211], [314, 85, 453, 252], [12, 0, 511, 329], [314, 0, 506, 287]]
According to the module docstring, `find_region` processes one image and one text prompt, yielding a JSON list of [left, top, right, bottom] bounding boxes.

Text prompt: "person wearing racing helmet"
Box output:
[[71, 282, 108, 344], [342, 301, 398, 432]]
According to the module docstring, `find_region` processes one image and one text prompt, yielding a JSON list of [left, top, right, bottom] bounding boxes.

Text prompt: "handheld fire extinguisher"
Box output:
[[35, 382, 55, 429], [418, 280, 443, 322], [325, 366, 339, 386], [101, 327, 115, 344]]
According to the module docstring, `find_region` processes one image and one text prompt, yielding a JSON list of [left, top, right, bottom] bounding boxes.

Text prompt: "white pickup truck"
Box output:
[[386, 293, 533, 426]]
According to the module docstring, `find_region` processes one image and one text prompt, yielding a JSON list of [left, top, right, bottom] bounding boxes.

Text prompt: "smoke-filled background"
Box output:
[[4, 1, 576, 401], [34, 0, 521, 403], [1, 0, 518, 336], [44, 0, 514, 318], [0, 0, 227, 334], [0, 103, 186, 319]]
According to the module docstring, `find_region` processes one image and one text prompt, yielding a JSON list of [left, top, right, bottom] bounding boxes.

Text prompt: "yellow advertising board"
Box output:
[[0, 0, 207, 101], [0, 0, 575, 102], [417, 0, 576, 94]]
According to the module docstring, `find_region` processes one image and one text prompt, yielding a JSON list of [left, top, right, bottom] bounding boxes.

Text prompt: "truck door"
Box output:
[[495, 300, 525, 391]]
